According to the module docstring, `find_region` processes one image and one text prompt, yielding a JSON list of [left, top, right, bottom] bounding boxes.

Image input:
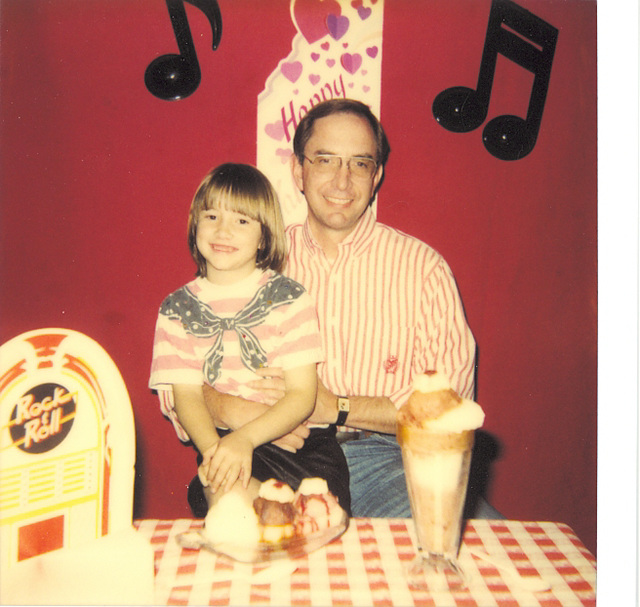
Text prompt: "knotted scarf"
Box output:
[[160, 274, 305, 384]]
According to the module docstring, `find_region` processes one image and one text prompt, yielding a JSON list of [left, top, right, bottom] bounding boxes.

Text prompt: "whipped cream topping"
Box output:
[[412, 371, 452, 393], [296, 477, 329, 496], [405, 372, 485, 432], [204, 491, 260, 545], [424, 398, 485, 432], [259, 478, 295, 503]]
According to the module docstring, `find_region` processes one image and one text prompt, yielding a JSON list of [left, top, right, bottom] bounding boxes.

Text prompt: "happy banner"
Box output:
[[257, 0, 384, 226]]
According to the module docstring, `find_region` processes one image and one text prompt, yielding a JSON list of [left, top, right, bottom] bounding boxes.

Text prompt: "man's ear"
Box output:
[[371, 163, 384, 195], [291, 154, 304, 193]]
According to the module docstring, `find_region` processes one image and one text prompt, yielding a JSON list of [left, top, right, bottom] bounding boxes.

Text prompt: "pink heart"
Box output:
[[326, 13, 349, 40], [309, 74, 321, 85], [265, 121, 285, 141], [281, 61, 303, 83], [340, 52, 362, 75], [366, 46, 378, 58], [343, 42, 349, 48], [292, 0, 341, 44], [276, 148, 292, 164], [361, 69, 368, 75], [311, 52, 320, 61], [351, 0, 363, 7], [357, 6, 372, 20], [293, 89, 299, 94], [326, 58, 335, 67], [363, 85, 370, 92], [321, 41, 330, 50]]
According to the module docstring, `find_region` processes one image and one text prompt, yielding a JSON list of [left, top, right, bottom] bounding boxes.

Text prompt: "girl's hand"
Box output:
[[206, 432, 254, 493]]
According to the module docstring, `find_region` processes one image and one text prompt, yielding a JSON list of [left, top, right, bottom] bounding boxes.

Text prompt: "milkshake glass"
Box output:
[[397, 423, 474, 588], [396, 373, 484, 590]]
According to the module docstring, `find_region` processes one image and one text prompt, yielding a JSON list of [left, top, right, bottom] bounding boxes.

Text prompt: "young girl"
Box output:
[[150, 163, 350, 516]]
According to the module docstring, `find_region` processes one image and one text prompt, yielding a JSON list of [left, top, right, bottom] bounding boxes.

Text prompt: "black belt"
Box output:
[[335, 430, 372, 444]]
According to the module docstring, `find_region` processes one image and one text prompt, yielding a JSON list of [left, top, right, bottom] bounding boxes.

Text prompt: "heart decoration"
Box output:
[[265, 121, 285, 141], [292, 0, 341, 44], [321, 41, 330, 50], [357, 6, 372, 20], [326, 58, 335, 67], [340, 52, 362, 75], [276, 148, 292, 164], [281, 61, 303, 83], [309, 74, 321, 85], [366, 46, 378, 58], [311, 52, 320, 61], [326, 13, 349, 40]]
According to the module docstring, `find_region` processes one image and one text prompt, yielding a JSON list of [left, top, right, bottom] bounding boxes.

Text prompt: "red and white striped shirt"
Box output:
[[149, 269, 323, 440], [285, 208, 476, 407]]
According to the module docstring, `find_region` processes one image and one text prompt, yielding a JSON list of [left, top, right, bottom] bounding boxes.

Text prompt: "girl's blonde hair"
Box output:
[[188, 163, 287, 276]]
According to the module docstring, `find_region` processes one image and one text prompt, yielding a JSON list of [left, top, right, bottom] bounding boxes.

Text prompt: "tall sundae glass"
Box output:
[[397, 372, 485, 590]]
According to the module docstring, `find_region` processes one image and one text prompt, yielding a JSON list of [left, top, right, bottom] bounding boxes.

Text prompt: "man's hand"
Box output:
[[247, 366, 286, 405]]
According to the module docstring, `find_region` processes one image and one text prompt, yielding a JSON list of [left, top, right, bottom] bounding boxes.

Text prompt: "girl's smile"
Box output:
[[196, 206, 262, 285]]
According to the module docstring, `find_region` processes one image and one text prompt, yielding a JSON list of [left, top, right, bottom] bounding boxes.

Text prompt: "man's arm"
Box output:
[[202, 382, 310, 452], [308, 377, 398, 434]]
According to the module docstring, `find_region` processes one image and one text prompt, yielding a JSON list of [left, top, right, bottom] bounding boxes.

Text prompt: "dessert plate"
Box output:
[[177, 510, 349, 563]]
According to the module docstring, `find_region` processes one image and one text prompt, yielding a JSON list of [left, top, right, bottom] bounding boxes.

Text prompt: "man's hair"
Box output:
[[187, 163, 287, 277], [293, 99, 391, 167]]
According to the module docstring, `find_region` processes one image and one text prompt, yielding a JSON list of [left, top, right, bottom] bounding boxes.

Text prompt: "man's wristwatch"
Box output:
[[336, 396, 350, 426]]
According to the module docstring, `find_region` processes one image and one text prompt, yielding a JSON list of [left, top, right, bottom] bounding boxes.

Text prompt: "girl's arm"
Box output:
[[206, 363, 317, 492], [172, 383, 220, 461]]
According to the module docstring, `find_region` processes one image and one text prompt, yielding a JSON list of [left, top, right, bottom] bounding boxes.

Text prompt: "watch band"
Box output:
[[336, 396, 350, 426]]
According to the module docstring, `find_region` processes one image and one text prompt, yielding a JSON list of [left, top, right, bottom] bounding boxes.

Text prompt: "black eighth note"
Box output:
[[432, 0, 558, 160], [145, 0, 222, 101]]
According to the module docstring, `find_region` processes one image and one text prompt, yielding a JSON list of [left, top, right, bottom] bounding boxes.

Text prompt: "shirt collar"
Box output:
[[301, 206, 377, 257]]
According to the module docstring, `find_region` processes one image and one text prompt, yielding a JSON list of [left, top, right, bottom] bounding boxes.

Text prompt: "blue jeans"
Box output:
[[340, 433, 503, 519]]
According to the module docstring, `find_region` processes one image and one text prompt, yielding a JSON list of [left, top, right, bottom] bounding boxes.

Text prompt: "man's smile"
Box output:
[[325, 195, 353, 206]]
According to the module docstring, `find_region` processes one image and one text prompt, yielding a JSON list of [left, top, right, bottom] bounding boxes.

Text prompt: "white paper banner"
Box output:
[[257, 0, 384, 227]]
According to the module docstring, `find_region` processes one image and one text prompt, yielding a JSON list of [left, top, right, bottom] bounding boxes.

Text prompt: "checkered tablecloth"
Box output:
[[134, 518, 596, 606]]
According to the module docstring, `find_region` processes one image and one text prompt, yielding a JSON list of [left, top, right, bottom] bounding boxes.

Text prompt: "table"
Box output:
[[134, 518, 596, 606]]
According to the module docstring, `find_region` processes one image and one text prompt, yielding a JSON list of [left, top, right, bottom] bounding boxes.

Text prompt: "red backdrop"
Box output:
[[1, 0, 597, 554]]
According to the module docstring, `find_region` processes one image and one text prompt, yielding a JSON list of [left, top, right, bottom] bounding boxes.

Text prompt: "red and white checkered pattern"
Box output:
[[134, 518, 596, 606]]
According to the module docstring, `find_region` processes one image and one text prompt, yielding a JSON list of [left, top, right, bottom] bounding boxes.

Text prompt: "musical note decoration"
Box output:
[[145, 0, 222, 101], [432, 0, 558, 160]]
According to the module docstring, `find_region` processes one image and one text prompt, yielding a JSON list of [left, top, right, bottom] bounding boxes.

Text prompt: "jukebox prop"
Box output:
[[0, 328, 153, 604]]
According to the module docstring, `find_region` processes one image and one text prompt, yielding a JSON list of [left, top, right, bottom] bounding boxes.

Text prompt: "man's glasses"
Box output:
[[303, 154, 378, 179]]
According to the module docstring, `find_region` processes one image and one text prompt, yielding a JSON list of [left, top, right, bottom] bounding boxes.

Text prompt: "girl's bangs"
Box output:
[[204, 185, 263, 223]]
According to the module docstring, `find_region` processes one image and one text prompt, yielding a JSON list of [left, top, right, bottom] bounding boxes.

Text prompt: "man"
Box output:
[[205, 99, 495, 518]]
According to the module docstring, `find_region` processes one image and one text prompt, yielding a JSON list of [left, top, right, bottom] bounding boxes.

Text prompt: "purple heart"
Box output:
[[340, 52, 362, 75], [357, 6, 372, 20], [281, 61, 303, 83], [366, 46, 378, 58], [326, 13, 349, 40]]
